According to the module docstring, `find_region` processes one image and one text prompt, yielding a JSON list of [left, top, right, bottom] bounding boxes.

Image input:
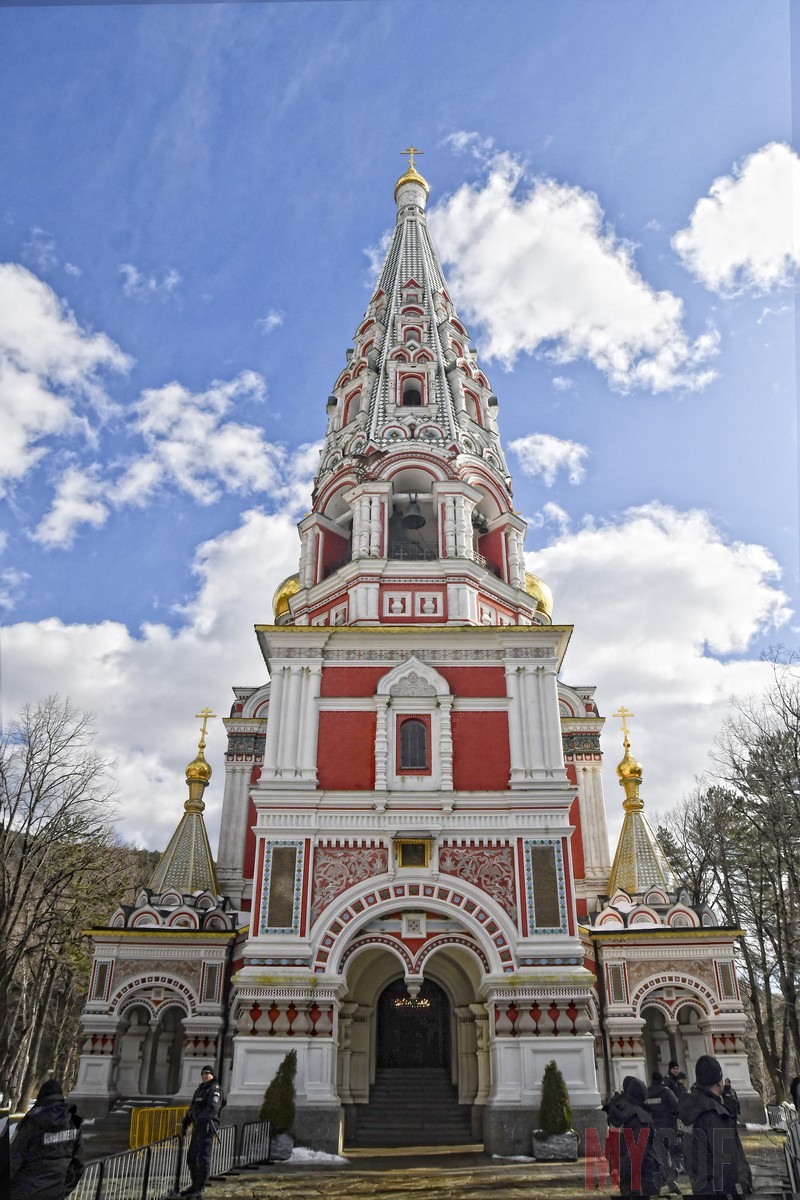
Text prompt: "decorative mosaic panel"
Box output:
[[259, 840, 304, 936], [523, 839, 568, 935], [439, 844, 516, 921], [310, 846, 389, 925], [562, 732, 601, 755]]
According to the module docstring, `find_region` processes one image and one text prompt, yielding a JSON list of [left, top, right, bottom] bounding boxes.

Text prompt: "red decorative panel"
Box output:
[[320, 667, 386, 697], [317, 712, 376, 789], [569, 795, 585, 878], [439, 844, 516, 921], [310, 846, 389, 924], [452, 711, 510, 789], [436, 666, 506, 697]]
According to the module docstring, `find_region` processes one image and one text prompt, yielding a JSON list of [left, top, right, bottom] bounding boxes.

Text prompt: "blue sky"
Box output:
[[0, 0, 796, 851]]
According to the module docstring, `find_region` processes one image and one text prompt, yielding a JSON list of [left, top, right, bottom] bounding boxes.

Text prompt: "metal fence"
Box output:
[[129, 1106, 189, 1149], [72, 1121, 272, 1200]]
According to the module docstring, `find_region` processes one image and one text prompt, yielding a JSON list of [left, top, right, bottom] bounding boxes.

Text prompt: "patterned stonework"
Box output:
[[310, 846, 389, 925], [439, 844, 517, 921]]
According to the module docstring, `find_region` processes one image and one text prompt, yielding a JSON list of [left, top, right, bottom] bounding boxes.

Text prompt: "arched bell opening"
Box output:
[[388, 468, 439, 562]]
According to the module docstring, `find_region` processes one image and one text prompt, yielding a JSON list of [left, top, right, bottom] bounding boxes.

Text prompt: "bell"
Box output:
[[401, 495, 425, 530]]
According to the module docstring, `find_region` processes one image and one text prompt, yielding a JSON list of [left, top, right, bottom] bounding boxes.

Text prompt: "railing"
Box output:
[[72, 1121, 272, 1200], [785, 1118, 800, 1196], [767, 1102, 794, 1131], [129, 1106, 188, 1148]]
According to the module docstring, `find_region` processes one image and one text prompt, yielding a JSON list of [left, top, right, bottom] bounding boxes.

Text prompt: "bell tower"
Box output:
[[219, 158, 603, 1156], [280, 150, 547, 631]]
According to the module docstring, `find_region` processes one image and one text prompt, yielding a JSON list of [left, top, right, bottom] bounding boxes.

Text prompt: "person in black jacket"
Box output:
[[646, 1071, 682, 1195], [679, 1054, 752, 1198], [605, 1075, 664, 1199], [9, 1079, 83, 1200], [177, 1065, 224, 1200]]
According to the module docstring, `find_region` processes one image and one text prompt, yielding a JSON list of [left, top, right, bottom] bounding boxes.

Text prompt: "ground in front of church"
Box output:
[[202, 1131, 787, 1199]]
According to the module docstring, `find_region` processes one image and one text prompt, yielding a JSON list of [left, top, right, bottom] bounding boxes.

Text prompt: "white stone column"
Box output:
[[438, 695, 454, 796], [277, 666, 302, 774], [216, 761, 253, 898], [263, 667, 285, 776], [297, 664, 322, 782], [374, 697, 390, 796], [469, 1002, 491, 1105], [505, 664, 526, 785]]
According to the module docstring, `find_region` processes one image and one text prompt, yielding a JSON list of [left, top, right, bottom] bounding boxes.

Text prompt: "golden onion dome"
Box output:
[[186, 745, 212, 783], [394, 165, 430, 202], [524, 571, 554, 617], [272, 572, 300, 619], [616, 745, 643, 782]]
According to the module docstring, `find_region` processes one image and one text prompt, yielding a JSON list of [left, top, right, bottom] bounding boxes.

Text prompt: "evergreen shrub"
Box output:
[[538, 1059, 572, 1135], [259, 1049, 297, 1132]]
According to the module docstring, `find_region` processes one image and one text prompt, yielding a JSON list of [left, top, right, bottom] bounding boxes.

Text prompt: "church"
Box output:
[[73, 156, 763, 1154]]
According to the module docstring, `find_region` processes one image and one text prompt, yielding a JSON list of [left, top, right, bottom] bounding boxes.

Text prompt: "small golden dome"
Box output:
[[524, 571, 554, 617], [394, 165, 430, 202], [186, 746, 212, 783], [272, 573, 300, 619], [616, 746, 642, 782]]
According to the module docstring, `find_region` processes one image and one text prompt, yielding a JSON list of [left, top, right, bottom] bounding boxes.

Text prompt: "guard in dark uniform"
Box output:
[[179, 1065, 224, 1200]]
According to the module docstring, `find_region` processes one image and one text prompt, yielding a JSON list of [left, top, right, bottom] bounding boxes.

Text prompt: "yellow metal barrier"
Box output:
[[129, 1105, 189, 1149]]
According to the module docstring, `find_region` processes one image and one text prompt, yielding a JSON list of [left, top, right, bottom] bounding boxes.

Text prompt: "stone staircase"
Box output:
[[81, 1096, 177, 1161], [347, 1067, 477, 1147]]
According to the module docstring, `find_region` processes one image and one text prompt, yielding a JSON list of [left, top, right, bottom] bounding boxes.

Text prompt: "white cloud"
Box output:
[[509, 432, 588, 486], [442, 130, 496, 164], [119, 263, 181, 301], [528, 502, 791, 834], [552, 376, 574, 392], [2, 497, 311, 850], [363, 231, 392, 284], [673, 143, 800, 295], [0, 264, 130, 494], [125, 372, 277, 504], [256, 310, 284, 334], [429, 149, 719, 392], [64, 263, 82, 278], [23, 228, 58, 272], [31, 467, 109, 549], [34, 372, 322, 547]]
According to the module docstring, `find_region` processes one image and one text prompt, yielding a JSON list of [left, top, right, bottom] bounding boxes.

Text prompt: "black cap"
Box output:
[[652, 1071, 663, 1083], [668, 1060, 679, 1070], [695, 1055, 723, 1088], [37, 1079, 63, 1101]]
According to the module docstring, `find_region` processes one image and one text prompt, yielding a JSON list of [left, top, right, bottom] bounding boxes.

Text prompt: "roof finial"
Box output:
[[185, 707, 216, 810], [401, 145, 424, 171], [613, 705, 643, 812], [395, 146, 430, 207]]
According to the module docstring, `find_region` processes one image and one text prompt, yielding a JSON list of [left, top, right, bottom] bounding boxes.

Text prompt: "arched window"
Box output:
[[400, 718, 428, 770], [401, 377, 423, 406]]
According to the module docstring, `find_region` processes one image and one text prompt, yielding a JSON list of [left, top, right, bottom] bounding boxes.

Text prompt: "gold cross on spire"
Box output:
[[195, 707, 217, 746], [613, 706, 634, 740], [401, 146, 424, 171]]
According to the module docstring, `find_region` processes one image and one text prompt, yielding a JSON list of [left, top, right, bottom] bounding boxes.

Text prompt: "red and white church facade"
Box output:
[[74, 158, 763, 1152]]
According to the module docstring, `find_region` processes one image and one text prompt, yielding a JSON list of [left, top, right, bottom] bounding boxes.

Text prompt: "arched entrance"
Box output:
[[376, 978, 449, 1069]]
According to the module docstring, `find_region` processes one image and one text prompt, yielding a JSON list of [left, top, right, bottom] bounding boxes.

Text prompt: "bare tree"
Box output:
[[658, 654, 800, 1101], [0, 696, 120, 1107]]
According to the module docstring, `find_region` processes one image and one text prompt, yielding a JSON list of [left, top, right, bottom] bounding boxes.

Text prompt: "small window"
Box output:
[[91, 961, 112, 1001], [400, 718, 427, 770], [202, 962, 222, 1004]]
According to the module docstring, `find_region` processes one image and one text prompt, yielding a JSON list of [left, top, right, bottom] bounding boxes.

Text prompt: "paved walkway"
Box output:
[[200, 1132, 787, 1200], [204, 1145, 612, 1199]]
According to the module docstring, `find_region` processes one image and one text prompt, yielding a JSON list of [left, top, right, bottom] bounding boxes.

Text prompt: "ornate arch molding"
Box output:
[[110, 974, 197, 1019], [631, 974, 717, 1018], [376, 654, 451, 699], [312, 874, 517, 975]]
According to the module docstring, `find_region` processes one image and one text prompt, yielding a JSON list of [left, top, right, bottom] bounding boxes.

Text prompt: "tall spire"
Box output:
[[279, 159, 551, 631], [148, 710, 221, 895], [605, 708, 675, 896]]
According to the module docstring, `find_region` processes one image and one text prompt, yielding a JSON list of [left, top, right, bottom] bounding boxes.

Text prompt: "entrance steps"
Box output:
[[81, 1095, 176, 1161], [349, 1067, 477, 1147]]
